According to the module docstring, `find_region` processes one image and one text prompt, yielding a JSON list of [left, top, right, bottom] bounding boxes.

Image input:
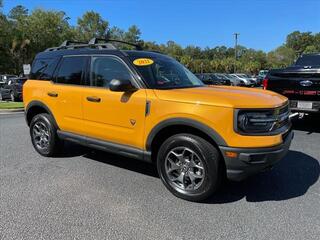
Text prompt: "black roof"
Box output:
[[36, 48, 169, 60]]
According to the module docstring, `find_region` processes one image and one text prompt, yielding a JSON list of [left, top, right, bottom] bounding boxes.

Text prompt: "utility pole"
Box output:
[[234, 33, 240, 72]]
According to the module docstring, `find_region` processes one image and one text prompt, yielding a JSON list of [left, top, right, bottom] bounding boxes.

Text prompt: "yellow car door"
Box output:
[[50, 56, 89, 135], [82, 55, 147, 149]]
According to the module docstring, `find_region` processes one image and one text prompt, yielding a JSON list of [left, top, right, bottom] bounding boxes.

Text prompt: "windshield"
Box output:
[[295, 55, 320, 66], [216, 74, 228, 80], [238, 74, 248, 78], [130, 56, 204, 89]]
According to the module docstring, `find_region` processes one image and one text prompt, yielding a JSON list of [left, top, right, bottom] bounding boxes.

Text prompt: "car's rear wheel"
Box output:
[[30, 113, 63, 157], [157, 134, 222, 202]]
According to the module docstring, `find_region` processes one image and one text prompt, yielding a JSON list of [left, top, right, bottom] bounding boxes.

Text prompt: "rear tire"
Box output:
[[30, 113, 63, 157], [157, 134, 222, 202]]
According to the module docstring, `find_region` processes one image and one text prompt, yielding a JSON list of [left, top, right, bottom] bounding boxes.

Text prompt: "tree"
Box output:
[[124, 25, 141, 43], [267, 45, 296, 68], [77, 11, 108, 41], [8, 5, 28, 20], [286, 31, 315, 56], [109, 26, 125, 40], [304, 45, 318, 54]]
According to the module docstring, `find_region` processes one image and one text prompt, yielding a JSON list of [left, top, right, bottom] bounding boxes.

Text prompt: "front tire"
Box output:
[[30, 113, 63, 157], [157, 134, 222, 202]]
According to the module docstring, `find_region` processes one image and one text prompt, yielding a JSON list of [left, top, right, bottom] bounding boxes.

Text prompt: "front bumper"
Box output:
[[219, 130, 294, 181]]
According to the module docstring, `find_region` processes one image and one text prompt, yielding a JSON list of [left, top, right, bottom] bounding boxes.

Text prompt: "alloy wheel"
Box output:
[[164, 146, 205, 191], [32, 121, 50, 150]]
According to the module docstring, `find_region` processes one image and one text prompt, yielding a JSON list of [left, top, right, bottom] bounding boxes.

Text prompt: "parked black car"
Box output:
[[0, 74, 17, 88], [196, 73, 231, 86], [0, 77, 27, 101], [264, 53, 320, 114]]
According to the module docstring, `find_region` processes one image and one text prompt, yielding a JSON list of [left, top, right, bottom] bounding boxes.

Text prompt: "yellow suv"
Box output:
[[24, 39, 293, 201]]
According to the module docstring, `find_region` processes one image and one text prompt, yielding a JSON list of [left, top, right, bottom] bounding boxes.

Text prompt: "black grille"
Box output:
[[272, 104, 290, 131]]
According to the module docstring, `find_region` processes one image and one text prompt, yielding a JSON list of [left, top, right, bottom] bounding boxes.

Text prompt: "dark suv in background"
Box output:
[[264, 53, 320, 114], [0, 76, 27, 101]]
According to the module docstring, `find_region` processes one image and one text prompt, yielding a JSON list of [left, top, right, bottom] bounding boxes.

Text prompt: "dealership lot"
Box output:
[[0, 113, 319, 240]]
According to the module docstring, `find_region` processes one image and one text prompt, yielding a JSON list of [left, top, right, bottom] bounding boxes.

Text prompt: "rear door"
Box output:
[[51, 56, 89, 135]]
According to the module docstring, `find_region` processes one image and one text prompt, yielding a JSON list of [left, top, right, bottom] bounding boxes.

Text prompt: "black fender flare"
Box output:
[[146, 118, 227, 151], [25, 100, 59, 129]]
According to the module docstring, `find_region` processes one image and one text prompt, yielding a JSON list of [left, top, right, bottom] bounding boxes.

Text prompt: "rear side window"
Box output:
[[295, 55, 320, 66], [30, 58, 54, 80], [56, 56, 87, 85], [90, 56, 133, 87]]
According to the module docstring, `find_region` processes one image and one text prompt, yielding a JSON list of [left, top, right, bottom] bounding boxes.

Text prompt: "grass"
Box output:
[[0, 101, 24, 109]]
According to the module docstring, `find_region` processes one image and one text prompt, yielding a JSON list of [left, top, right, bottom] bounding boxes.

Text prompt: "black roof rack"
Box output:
[[45, 38, 143, 52], [59, 40, 87, 47], [88, 38, 143, 50]]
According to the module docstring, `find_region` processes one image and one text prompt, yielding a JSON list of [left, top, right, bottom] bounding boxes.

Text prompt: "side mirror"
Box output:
[[109, 79, 136, 92]]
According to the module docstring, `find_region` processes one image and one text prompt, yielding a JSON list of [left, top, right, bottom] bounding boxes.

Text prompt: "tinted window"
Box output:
[[295, 55, 320, 66], [56, 57, 87, 85], [30, 58, 52, 80], [90, 56, 133, 87]]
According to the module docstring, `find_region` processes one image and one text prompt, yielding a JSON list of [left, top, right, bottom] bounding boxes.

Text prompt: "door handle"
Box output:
[[86, 96, 101, 103], [47, 92, 58, 97]]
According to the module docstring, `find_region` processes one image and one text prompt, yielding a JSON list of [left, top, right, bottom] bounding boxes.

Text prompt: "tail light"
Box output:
[[262, 77, 268, 90]]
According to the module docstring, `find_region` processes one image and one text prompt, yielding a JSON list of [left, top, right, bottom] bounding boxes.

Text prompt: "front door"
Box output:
[[82, 55, 147, 149]]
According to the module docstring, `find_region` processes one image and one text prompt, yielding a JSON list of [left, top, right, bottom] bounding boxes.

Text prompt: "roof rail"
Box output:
[[59, 40, 87, 47], [88, 38, 143, 50], [45, 38, 143, 52]]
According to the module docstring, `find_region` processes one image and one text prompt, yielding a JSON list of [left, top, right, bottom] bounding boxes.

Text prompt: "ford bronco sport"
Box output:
[[24, 39, 293, 202]]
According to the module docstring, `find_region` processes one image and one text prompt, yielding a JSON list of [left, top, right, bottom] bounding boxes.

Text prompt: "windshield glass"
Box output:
[[130, 56, 204, 89], [238, 74, 248, 78], [216, 74, 228, 80], [295, 55, 320, 66]]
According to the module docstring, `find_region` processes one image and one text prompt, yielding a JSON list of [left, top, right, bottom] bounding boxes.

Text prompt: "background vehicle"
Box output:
[[0, 74, 17, 88], [264, 53, 320, 114], [239, 74, 258, 86], [225, 74, 245, 86], [196, 73, 231, 85], [257, 70, 268, 86], [0, 77, 27, 101], [230, 74, 255, 87]]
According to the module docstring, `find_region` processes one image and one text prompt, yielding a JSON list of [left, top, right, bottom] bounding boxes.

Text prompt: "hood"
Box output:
[[154, 86, 287, 109]]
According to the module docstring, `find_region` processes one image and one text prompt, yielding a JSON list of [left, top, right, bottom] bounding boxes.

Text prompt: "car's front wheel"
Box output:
[[157, 134, 222, 202], [30, 113, 63, 157]]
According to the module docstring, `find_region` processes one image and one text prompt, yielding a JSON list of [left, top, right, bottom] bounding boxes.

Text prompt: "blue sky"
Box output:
[[2, 0, 320, 52]]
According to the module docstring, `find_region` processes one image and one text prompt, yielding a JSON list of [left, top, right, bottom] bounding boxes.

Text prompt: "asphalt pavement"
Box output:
[[0, 113, 319, 240]]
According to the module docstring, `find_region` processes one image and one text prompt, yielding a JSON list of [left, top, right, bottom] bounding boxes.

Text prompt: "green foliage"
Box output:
[[8, 5, 28, 20], [0, 2, 319, 75], [0, 102, 24, 109], [267, 46, 296, 68], [77, 11, 108, 41], [286, 31, 320, 55]]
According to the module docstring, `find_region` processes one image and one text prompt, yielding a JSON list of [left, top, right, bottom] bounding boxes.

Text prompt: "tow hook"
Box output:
[[289, 112, 299, 120]]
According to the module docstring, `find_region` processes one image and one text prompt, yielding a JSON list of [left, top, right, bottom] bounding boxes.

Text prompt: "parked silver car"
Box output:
[[230, 74, 255, 87]]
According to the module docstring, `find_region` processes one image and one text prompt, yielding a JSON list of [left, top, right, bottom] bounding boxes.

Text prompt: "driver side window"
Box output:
[[90, 56, 134, 88]]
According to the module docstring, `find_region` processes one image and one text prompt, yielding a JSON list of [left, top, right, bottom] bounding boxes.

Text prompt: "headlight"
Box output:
[[235, 106, 290, 135], [237, 111, 276, 133]]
